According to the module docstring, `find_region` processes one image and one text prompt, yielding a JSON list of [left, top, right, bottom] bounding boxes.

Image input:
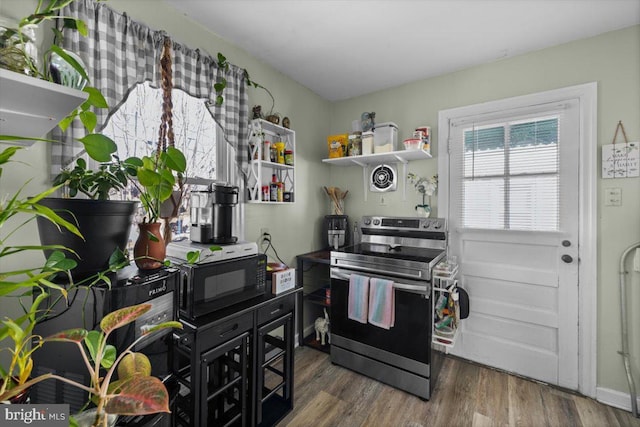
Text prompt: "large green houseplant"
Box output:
[[37, 155, 139, 279], [0, 144, 126, 403], [3, 303, 182, 427], [0, 140, 181, 425]]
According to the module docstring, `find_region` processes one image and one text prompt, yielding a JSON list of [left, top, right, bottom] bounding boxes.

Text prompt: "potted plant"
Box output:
[[0, 0, 89, 79], [122, 147, 186, 270], [2, 302, 182, 427], [37, 156, 139, 279], [407, 173, 438, 218], [0, 145, 127, 404]]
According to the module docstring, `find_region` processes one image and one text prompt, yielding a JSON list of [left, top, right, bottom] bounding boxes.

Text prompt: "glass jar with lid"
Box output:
[[348, 132, 362, 156]]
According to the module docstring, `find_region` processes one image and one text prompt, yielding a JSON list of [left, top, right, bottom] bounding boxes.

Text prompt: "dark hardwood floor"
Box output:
[[278, 346, 640, 427]]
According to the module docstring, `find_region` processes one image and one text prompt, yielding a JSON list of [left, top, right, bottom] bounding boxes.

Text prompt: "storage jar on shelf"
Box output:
[[361, 131, 374, 155]]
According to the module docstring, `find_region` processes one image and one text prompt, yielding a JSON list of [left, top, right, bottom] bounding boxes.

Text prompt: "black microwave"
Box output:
[[177, 253, 267, 320]]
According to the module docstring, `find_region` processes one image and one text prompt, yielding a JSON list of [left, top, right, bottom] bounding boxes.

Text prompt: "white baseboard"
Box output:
[[596, 386, 640, 414]]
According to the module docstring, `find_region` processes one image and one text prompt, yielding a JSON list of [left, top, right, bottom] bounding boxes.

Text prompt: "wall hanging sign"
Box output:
[[602, 121, 639, 178]]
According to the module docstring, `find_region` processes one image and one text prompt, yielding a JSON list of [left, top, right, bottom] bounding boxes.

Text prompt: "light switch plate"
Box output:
[[604, 188, 622, 206]]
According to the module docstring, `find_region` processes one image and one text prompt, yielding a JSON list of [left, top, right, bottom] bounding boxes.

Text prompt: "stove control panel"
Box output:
[[361, 216, 446, 232]]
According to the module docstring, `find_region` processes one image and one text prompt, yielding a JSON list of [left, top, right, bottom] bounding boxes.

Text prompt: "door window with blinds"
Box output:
[[453, 114, 561, 231]]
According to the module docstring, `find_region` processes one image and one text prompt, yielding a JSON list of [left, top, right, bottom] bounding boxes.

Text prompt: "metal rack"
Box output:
[[432, 262, 460, 352]]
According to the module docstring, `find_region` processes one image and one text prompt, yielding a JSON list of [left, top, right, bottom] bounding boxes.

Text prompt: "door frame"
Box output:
[[437, 82, 598, 397]]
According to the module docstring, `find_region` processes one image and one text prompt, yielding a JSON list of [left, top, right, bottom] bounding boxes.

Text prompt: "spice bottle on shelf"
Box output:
[[277, 182, 284, 202], [284, 149, 294, 166], [274, 141, 286, 164], [262, 185, 269, 201]]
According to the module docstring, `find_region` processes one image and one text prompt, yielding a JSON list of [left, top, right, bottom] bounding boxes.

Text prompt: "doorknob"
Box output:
[[562, 240, 571, 247], [561, 254, 573, 263]]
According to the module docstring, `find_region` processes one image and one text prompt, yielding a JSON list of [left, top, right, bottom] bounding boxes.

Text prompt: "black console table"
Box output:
[[172, 288, 300, 427]]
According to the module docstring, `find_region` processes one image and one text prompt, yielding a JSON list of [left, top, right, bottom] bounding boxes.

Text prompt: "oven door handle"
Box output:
[[330, 267, 430, 294], [333, 258, 426, 280]]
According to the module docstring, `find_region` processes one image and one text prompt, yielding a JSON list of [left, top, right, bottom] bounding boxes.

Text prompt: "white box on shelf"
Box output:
[[373, 122, 398, 153], [271, 268, 296, 295]]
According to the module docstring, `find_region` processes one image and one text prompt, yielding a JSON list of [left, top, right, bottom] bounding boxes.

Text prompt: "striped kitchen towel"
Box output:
[[368, 278, 395, 329], [348, 274, 370, 323]]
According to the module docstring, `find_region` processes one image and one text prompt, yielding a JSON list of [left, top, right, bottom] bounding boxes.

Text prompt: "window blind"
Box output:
[[450, 111, 562, 232]]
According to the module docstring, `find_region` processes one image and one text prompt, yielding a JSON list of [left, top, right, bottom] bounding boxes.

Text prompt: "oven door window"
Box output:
[[330, 276, 431, 364]]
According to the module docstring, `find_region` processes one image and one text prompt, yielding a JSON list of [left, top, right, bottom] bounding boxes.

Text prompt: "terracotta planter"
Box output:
[[133, 222, 165, 270]]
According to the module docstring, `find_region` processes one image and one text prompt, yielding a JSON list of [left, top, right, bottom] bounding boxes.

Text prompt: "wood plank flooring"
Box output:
[[278, 346, 640, 427]]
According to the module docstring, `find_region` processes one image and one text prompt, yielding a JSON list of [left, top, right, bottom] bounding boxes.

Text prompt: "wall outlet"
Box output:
[[260, 227, 270, 236]]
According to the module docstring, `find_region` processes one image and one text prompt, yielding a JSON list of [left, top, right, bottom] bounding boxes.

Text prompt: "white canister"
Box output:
[[262, 140, 271, 161], [362, 131, 374, 155]]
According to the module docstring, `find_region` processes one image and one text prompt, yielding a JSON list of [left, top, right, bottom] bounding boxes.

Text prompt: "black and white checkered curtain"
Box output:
[[52, 0, 249, 179]]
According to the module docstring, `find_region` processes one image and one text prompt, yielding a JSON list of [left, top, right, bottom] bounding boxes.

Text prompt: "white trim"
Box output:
[[597, 386, 640, 414], [438, 82, 598, 397]]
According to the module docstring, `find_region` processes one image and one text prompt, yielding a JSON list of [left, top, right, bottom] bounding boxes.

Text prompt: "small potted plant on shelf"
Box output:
[[0, 0, 89, 79]]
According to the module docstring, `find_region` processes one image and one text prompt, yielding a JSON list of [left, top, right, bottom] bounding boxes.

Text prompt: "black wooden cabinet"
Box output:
[[296, 250, 331, 353], [173, 290, 299, 427]]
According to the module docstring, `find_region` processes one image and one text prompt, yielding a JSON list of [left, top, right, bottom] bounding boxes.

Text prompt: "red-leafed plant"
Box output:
[[4, 303, 182, 427]]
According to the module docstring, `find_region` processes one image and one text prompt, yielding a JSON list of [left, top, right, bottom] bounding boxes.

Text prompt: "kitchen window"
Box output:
[[102, 81, 226, 241], [102, 81, 221, 180], [457, 116, 560, 231]]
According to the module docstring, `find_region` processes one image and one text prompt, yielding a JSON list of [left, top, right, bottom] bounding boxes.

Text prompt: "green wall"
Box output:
[[1, 0, 639, 403]]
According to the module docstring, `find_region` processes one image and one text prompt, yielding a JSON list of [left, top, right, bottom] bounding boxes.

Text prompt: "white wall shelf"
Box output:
[[322, 149, 432, 201], [247, 119, 296, 204], [321, 149, 431, 166], [0, 68, 88, 145]]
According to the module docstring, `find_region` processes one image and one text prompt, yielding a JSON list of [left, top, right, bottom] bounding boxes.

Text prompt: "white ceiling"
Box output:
[[165, 0, 640, 102]]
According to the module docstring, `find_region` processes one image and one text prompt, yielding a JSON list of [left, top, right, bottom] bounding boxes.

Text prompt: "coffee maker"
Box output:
[[190, 183, 239, 244], [324, 215, 349, 250]]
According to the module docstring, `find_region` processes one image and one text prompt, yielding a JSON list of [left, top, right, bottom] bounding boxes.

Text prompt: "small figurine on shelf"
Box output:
[[252, 105, 263, 119], [266, 112, 281, 125], [282, 116, 290, 129], [314, 308, 330, 346]]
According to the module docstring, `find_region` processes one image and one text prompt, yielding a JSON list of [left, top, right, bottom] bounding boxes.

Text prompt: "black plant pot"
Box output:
[[36, 198, 138, 279]]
